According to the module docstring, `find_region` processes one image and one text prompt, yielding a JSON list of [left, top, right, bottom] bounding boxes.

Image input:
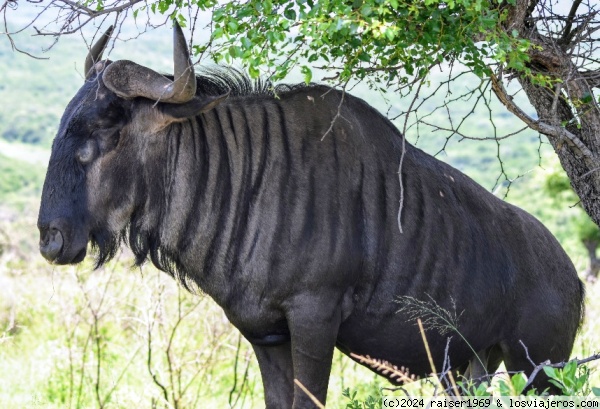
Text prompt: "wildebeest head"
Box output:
[[37, 23, 227, 265]]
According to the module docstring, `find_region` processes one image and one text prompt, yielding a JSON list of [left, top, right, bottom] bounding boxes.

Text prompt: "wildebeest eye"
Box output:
[[76, 139, 98, 164]]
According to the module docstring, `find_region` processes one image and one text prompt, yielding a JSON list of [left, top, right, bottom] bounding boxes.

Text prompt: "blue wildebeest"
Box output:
[[38, 23, 584, 407]]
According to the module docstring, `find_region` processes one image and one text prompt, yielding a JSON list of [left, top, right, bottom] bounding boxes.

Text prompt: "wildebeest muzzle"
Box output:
[[38, 218, 88, 264]]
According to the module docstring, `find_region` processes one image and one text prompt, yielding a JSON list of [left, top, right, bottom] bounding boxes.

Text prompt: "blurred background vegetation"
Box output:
[[1, 4, 599, 408]]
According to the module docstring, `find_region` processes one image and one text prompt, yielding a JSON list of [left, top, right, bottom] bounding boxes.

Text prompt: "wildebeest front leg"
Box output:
[[252, 343, 295, 408], [286, 294, 343, 408], [252, 294, 343, 408]]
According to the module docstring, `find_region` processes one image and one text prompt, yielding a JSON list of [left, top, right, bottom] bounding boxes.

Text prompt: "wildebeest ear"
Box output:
[[159, 92, 230, 120]]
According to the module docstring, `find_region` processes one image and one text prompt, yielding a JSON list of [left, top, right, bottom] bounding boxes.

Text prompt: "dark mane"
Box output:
[[194, 66, 308, 97]]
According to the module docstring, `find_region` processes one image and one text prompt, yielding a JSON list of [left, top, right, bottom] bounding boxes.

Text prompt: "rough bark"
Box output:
[[493, 0, 600, 226]]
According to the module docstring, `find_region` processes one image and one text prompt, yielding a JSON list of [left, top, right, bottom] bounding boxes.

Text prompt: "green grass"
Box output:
[[0, 153, 45, 210]]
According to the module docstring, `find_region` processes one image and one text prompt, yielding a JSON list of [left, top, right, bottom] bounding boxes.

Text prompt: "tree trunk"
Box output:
[[583, 239, 600, 281], [494, 0, 600, 226]]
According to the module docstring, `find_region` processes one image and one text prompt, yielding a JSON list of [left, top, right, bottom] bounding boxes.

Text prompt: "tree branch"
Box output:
[[562, 0, 583, 44], [519, 340, 600, 390], [581, 69, 600, 87], [490, 72, 595, 160], [29, 0, 144, 36]]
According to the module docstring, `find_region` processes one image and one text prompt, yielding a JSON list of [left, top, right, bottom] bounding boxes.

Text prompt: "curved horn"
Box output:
[[84, 25, 114, 78], [102, 21, 196, 104], [168, 21, 196, 103]]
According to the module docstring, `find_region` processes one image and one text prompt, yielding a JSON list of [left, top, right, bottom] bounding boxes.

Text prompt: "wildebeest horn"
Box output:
[[169, 21, 197, 102], [101, 21, 197, 104], [84, 25, 114, 78]]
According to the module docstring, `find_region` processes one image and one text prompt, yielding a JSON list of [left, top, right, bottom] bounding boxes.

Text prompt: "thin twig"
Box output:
[[519, 340, 600, 389], [418, 318, 439, 379], [294, 379, 325, 409], [397, 77, 426, 233]]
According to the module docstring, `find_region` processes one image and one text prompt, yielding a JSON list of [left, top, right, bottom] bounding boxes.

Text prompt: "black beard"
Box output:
[[90, 228, 122, 268], [127, 221, 195, 292], [128, 221, 152, 267]]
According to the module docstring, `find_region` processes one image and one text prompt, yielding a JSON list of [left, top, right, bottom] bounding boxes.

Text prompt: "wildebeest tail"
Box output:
[[577, 278, 586, 331]]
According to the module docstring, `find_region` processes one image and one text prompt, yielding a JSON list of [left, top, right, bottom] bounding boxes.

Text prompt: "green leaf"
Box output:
[[240, 37, 253, 49], [284, 7, 296, 20], [548, 378, 566, 393], [543, 366, 559, 379], [227, 20, 239, 32], [301, 65, 312, 83], [563, 359, 577, 381], [384, 28, 395, 41], [212, 27, 224, 40], [248, 65, 260, 79], [581, 92, 593, 104], [228, 45, 243, 58], [361, 4, 372, 17], [358, 51, 371, 62], [510, 372, 528, 395]]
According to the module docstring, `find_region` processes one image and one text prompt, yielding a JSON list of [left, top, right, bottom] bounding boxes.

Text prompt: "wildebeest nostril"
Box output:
[[39, 227, 64, 263]]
